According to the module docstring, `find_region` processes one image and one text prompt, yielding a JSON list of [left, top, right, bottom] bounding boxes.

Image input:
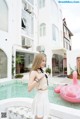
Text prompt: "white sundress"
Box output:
[[32, 75, 50, 118]]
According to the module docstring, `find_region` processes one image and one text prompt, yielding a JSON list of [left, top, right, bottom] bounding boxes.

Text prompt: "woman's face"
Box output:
[[40, 57, 46, 68]]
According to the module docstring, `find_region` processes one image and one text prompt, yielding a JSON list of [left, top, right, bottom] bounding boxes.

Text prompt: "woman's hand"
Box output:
[[28, 72, 45, 92]]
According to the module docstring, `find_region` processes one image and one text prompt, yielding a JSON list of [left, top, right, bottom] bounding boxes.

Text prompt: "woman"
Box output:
[[28, 53, 50, 119]]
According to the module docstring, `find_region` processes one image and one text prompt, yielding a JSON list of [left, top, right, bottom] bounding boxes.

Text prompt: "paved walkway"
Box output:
[[48, 76, 75, 86]]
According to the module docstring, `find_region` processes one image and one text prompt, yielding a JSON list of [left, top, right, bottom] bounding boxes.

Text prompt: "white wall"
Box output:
[[0, 0, 63, 78], [38, 0, 63, 49], [0, 31, 12, 79], [0, 0, 22, 79]]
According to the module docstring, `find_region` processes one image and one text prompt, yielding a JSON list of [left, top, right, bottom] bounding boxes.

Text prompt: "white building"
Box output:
[[0, 0, 37, 79], [37, 0, 63, 75], [0, 0, 73, 79], [37, 0, 73, 76]]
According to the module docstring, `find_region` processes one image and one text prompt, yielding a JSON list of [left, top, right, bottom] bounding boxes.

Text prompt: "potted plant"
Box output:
[[45, 67, 51, 74], [64, 67, 67, 74], [16, 55, 23, 74]]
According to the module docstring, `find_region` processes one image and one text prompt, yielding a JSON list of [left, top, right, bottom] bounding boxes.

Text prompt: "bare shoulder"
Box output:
[[30, 70, 37, 77]]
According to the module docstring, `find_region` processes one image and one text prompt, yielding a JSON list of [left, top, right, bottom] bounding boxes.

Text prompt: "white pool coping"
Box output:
[[0, 98, 80, 119]]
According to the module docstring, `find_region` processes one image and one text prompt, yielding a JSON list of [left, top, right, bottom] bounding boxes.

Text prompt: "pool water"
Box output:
[[0, 80, 80, 110]]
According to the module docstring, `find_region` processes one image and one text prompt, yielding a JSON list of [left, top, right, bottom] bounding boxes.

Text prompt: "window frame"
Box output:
[[39, 0, 45, 8], [40, 23, 46, 37], [52, 24, 59, 41]]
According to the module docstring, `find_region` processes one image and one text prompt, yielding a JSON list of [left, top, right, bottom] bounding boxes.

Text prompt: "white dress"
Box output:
[[32, 75, 50, 118]]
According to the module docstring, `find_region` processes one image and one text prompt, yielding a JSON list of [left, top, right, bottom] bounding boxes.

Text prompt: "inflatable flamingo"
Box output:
[[54, 71, 80, 103]]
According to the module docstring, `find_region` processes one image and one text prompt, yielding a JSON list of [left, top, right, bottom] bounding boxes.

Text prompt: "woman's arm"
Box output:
[[28, 71, 45, 92], [28, 71, 38, 92]]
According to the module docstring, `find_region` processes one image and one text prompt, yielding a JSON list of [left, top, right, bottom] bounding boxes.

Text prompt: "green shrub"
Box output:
[[64, 67, 67, 71], [15, 74, 23, 78], [45, 67, 51, 74]]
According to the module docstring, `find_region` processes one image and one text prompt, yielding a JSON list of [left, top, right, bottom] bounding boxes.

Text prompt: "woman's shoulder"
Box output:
[[29, 70, 37, 79], [30, 70, 38, 75]]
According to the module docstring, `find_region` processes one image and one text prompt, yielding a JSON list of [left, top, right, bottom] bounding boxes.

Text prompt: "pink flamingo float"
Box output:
[[54, 71, 80, 103]]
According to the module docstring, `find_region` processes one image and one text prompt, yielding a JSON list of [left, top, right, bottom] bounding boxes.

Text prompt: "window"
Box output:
[[21, 9, 33, 37], [66, 42, 68, 49], [0, 0, 8, 31], [21, 18, 26, 29], [52, 24, 59, 41], [63, 40, 65, 48], [16, 52, 34, 73], [69, 45, 71, 50], [39, 0, 45, 8], [40, 23, 46, 37]]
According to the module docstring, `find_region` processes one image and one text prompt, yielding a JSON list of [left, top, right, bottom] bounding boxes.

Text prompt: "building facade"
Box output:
[[0, 0, 37, 79], [62, 18, 73, 75], [37, 0, 73, 76], [0, 0, 73, 79], [37, 0, 63, 75], [63, 18, 73, 50]]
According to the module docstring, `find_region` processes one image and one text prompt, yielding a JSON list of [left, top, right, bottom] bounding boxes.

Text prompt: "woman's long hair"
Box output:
[[31, 53, 46, 71]]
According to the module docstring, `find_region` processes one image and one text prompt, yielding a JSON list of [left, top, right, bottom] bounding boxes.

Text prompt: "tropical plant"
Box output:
[[16, 55, 23, 64], [64, 67, 67, 71], [45, 67, 51, 74], [63, 67, 67, 74], [67, 65, 80, 79], [16, 55, 23, 74]]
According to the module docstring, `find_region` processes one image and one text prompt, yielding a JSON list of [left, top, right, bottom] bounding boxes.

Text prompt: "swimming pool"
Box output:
[[0, 80, 80, 110]]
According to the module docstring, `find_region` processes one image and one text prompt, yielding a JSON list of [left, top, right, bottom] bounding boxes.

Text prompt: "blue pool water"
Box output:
[[0, 80, 80, 110]]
